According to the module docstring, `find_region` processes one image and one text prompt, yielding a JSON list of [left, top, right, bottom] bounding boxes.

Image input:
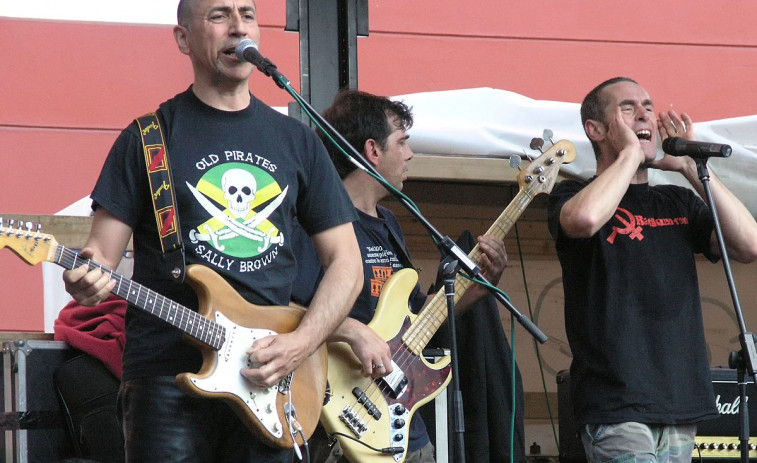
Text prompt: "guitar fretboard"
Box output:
[[55, 245, 225, 350], [402, 188, 534, 354]]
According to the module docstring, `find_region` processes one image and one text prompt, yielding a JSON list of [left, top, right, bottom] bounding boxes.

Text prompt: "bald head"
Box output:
[[177, 0, 257, 27], [177, 0, 195, 27]]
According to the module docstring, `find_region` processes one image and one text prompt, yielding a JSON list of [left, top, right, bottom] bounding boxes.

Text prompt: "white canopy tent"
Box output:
[[396, 87, 757, 216]]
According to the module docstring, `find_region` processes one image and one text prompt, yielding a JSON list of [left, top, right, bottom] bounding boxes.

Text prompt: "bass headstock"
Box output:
[[513, 130, 576, 196]]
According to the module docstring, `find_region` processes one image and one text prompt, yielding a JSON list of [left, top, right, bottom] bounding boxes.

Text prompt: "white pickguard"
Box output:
[[188, 311, 284, 438]]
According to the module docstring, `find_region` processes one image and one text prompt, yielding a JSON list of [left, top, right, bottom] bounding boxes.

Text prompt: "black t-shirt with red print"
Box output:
[[548, 178, 718, 427]]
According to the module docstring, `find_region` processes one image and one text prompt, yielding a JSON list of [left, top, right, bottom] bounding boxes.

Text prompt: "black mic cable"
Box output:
[[329, 431, 405, 455]]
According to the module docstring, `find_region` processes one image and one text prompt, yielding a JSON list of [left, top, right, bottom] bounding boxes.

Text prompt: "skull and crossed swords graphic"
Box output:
[[187, 168, 288, 253]]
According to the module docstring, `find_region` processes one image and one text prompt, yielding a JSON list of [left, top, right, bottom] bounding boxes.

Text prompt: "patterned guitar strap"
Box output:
[[136, 112, 186, 282]]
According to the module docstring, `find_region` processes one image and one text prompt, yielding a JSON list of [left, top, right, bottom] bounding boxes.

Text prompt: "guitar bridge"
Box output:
[[339, 406, 368, 437], [377, 360, 408, 399]]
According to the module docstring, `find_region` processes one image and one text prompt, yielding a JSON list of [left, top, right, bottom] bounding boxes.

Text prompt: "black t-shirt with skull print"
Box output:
[[92, 87, 357, 381]]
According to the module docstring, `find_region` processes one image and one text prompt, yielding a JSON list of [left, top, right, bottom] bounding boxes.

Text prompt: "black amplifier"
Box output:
[[694, 368, 757, 460], [557, 368, 757, 462]]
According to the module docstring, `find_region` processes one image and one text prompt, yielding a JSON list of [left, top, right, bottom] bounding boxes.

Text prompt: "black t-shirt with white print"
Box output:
[[92, 88, 356, 381]]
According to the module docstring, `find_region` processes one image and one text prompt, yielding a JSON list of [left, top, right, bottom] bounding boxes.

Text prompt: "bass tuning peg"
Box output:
[[529, 137, 544, 153], [543, 129, 555, 145]]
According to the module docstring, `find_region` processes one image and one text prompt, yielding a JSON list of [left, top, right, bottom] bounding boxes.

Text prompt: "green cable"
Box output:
[[513, 220, 560, 453]]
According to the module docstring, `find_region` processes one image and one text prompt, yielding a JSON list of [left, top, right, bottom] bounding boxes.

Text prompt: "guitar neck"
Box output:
[[53, 245, 224, 350], [403, 187, 534, 354]]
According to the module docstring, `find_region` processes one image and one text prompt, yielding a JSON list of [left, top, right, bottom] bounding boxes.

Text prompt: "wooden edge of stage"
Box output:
[[0, 214, 133, 251], [0, 332, 55, 342], [408, 153, 520, 183], [408, 153, 573, 184]]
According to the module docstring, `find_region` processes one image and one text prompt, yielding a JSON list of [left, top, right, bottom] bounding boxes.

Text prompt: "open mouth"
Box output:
[[636, 129, 652, 143], [222, 46, 237, 58]]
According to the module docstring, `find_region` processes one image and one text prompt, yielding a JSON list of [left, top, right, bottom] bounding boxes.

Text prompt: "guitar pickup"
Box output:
[[377, 361, 408, 399], [351, 387, 382, 420]]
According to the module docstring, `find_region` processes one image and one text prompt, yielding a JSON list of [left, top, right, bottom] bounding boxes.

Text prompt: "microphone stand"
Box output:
[[252, 54, 548, 463], [255, 56, 547, 344], [694, 158, 757, 463], [440, 255, 466, 463]]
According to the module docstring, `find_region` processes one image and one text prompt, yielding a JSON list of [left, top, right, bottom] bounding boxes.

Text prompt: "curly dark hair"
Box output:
[[319, 90, 413, 178]]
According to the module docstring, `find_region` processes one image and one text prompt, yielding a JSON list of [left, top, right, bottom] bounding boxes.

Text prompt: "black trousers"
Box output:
[[118, 376, 293, 463]]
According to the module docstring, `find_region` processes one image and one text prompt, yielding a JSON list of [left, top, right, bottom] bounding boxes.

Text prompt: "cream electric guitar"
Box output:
[[321, 139, 575, 461], [0, 221, 326, 449]]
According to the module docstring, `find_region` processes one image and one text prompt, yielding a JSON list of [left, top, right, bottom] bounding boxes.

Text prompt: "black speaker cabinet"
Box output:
[[556, 369, 585, 463], [2, 338, 78, 463], [557, 368, 757, 462]]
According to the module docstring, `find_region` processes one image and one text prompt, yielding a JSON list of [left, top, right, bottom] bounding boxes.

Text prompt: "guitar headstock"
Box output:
[[516, 133, 576, 196], [0, 218, 59, 266]]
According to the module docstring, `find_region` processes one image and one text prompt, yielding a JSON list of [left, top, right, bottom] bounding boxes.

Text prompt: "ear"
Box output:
[[363, 139, 381, 167], [174, 25, 191, 56], [584, 119, 606, 143]]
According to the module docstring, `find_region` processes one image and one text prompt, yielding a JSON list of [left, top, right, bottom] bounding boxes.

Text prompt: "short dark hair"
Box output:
[[319, 90, 413, 178], [581, 76, 637, 155], [177, 0, 194, 27]]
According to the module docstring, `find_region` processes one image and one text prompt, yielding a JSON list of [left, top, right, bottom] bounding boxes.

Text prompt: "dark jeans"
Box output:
[[118, 376, 293, 463]]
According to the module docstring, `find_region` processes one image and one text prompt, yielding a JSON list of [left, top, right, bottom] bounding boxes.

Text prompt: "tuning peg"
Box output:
[[529, 137, 544, 153], [508, 155, 522, 171], [13, 219, 24, 238], [543, 129, 555, 145]]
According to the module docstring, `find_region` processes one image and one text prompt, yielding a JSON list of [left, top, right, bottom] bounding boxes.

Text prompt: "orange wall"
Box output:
[[2, 0, 757, 330]]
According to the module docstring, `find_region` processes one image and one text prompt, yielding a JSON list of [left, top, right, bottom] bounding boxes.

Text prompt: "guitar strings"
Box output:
[[341, 191, 529, 436], [343, 276, 468, 434], [58, 245, 226, 349]]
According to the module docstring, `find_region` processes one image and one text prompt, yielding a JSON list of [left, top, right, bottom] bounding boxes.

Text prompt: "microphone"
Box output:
[[661, 137, 732, 159], [235, 39, 278, 77]]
